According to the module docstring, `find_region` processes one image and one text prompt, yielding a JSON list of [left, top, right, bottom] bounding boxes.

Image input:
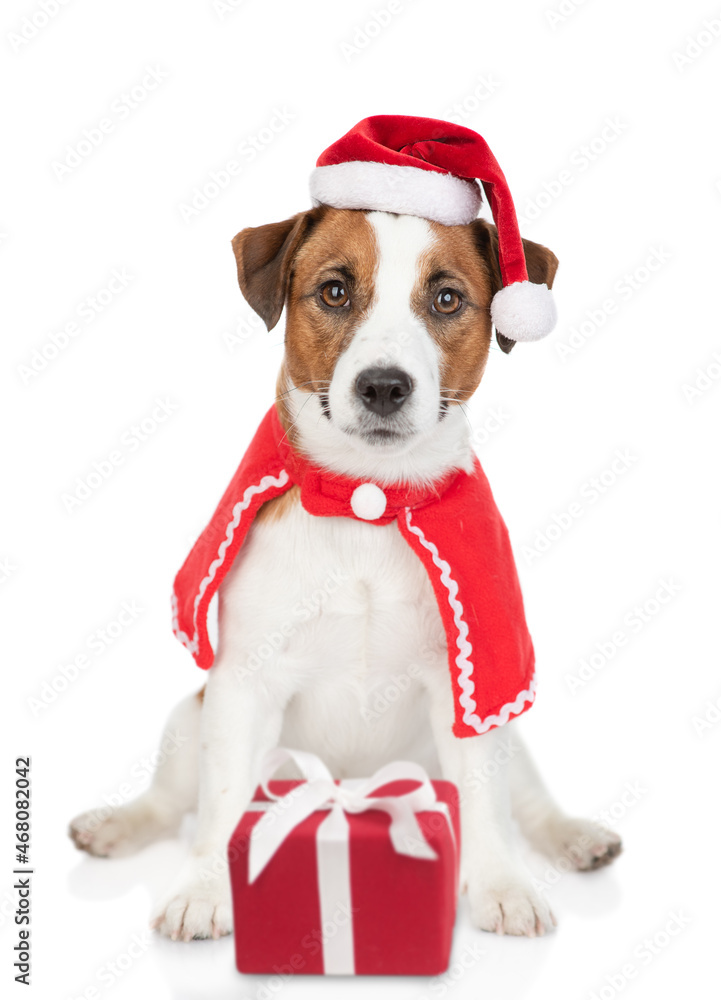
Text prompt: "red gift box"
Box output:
[[228, 749, 461, 976]]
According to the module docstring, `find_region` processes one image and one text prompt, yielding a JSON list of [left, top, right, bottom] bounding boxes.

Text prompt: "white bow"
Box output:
[[248, 747, 444, 884]]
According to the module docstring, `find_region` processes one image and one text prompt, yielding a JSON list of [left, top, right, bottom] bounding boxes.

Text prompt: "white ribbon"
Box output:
[[246, 748, 454, 975]]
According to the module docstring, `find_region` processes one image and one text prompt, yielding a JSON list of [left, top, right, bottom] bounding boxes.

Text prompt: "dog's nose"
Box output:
[[355, 367, 413, 417]]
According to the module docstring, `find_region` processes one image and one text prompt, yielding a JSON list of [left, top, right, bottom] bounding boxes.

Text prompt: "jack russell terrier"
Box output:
[[70, 116, 621, 941]]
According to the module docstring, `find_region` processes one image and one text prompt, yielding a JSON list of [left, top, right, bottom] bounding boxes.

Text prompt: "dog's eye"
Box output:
[[433, 288, 463, 315], [319, 281, 349, 308]]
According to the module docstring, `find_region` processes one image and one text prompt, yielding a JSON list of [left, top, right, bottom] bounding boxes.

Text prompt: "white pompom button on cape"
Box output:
[[350, 482, 388, 521]]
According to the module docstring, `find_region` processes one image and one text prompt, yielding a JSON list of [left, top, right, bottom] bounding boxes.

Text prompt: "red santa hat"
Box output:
[[309, 115, 556, 344]]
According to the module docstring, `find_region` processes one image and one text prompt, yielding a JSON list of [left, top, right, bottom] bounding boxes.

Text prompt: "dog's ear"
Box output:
[[472, 219, 559, 354], [231, 208, 322, 331]]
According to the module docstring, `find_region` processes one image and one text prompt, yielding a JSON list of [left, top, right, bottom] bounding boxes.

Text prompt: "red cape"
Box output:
[[172, 406, 536, 738]]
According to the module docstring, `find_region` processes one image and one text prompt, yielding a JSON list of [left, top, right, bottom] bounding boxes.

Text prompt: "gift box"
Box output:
[[228, 748, 460, 976]]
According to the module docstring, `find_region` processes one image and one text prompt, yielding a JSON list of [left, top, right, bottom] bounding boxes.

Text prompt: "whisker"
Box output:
[[274, 380, 330, 403], [457, 401, 474, 433], [277, 393, 314, 448]]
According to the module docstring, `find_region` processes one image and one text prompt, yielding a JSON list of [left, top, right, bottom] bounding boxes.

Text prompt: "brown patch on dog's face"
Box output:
[[412, 221, 497, 405], [411, 218, 560, 402], [281, 209, 378, 409], [233, 208, 378, 435]]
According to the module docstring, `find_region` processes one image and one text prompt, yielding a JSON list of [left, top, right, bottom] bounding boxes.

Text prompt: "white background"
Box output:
[[3, 0, 720, 997]]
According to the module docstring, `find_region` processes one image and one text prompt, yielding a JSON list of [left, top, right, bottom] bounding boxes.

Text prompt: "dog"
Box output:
[[70, 201, 621, 941]]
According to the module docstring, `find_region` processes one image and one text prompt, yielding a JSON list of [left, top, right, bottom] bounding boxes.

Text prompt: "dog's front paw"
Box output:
[[468, 874, 556, 937], [150, 857, 233, 941]]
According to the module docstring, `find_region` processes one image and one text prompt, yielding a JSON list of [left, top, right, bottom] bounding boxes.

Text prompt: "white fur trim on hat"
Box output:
[[490, 280, 557, 343], [310, 161, 481, 227]]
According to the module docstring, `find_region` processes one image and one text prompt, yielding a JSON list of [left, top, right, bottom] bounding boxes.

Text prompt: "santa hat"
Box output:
[[309, 115, 556, 344]]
